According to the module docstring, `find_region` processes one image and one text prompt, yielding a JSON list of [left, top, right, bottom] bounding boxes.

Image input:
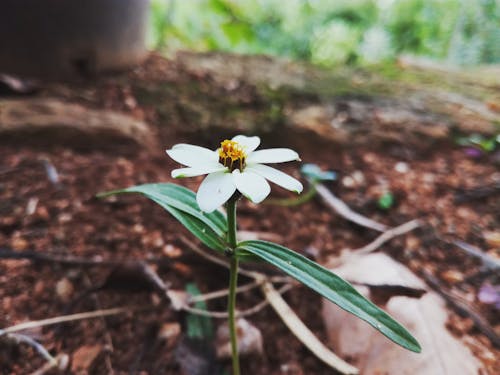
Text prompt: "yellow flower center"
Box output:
[[218, 140, 246, 172]]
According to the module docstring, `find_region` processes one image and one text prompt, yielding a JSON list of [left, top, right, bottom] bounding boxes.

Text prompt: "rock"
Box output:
[[176, 52, 498, 146], [0, 98, 156, 152], [71, 344, 102, 373]]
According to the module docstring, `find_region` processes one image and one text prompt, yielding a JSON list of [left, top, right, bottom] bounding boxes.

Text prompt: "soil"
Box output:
[[1, 54, 499, 374]]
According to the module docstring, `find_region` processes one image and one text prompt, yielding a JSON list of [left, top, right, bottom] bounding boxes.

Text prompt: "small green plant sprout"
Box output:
[[456, 133, 499, 153], [99, 135, 421, 375], [378, 191, 395, 210]]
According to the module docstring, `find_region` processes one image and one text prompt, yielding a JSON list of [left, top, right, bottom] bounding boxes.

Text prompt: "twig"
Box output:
[[188, 277, 291, 305], [454, 182, 500, 203], [353, 219, 421, 255], [0, 166, 19, 176], [315, 183, 388, 232], [0, 306, 147, 336], [451, 240, 500, 271], [30, 354, 69, 375], [4, 333, 57, 366], [188, 281, 261, 303], [0, 247, 119, 267], [261, 282, 359, 375], [182, 284, 293, 319], [40, 157, 61, 188], [179, 235, 267, 280], [422, 271, 500, 348]]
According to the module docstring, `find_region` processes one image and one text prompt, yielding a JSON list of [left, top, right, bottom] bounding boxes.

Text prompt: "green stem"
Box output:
[[227, 199, 238, 249], [226, 199, 240, 375], [265, 184, 317, 207]]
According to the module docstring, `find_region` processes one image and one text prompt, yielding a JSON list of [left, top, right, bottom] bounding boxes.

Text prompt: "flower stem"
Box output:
[[265, 184, 317, 207], [227, 198, 238, 250], [226, 199, 240, 375]]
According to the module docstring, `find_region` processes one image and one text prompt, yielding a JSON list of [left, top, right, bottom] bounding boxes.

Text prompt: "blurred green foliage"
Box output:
[[148, 0, 500, 66]]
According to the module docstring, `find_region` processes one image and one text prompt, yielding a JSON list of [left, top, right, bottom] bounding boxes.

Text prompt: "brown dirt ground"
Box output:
[[1, 55, 499, 374]]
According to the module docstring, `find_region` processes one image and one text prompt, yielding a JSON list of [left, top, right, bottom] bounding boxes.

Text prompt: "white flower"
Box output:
[[166, 135, 303, 212]]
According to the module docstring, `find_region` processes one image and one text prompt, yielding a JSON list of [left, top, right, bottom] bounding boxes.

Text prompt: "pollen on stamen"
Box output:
[[218, 140, 246, 171]]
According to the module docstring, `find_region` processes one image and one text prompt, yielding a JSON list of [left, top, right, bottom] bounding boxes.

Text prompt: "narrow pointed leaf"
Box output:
[[148, 196, 226, 252], [106, 183, 227, 236], [237, 240, 421, 353], [98, 183, 227, 252]]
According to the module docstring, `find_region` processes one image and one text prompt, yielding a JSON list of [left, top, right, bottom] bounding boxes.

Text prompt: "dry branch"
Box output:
[[451, 240, 500, 271], [262, 281, 359, 375], [315, 183, 388, 232], [423, 272, 500, 348], [353, 219, 421, 255], [0, 306, 144, 336]]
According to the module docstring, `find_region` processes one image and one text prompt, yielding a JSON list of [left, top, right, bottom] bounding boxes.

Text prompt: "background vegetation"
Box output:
[[148, 0, 500, 67]]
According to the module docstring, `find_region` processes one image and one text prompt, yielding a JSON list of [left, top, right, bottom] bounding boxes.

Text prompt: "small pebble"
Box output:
[[34, 280, 45, 297], [158, 322, 181, 342], [484, 231, 500, 248], [352, 170, 365, 184], [441, 269, 464, 283], [342, 176, 355, 188], [405, 235, 421, 251], [56, 277, 74, 302], [11, 236, 28, 251], [394, 161, 409, 173], [25, 197, 39, 216], [58, 213, 72, 224], [133, 224, 145, 234], [162, 244, 182, 258]]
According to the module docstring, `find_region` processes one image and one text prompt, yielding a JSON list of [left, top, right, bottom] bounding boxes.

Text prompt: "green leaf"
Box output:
[[378, 192, 394, 210], [186, 283, 214, 340], [149, 196, 227, 252], [98, 183, 227, 252], [236, 240, 421, 353]]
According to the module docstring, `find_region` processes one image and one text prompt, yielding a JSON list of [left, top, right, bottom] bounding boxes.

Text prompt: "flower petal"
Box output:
[[231, 135, 261, 153], [166, 144, 219, 167], [246, 164, 303, 193], [247, 148, 300, 164], [172, 165, 226, 178], [232, 170, 271, 204], [196, 171, 236, 213]]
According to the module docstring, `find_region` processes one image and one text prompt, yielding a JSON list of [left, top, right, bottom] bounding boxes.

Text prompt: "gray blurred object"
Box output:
[[0, 0, 149, 79]]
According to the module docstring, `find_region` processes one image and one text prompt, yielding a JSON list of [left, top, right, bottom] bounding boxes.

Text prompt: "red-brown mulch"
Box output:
[[1, 56, 499, 374]]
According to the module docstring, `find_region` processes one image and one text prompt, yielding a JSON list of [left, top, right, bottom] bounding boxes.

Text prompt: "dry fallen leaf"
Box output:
[[323, 253, 482, 375]]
